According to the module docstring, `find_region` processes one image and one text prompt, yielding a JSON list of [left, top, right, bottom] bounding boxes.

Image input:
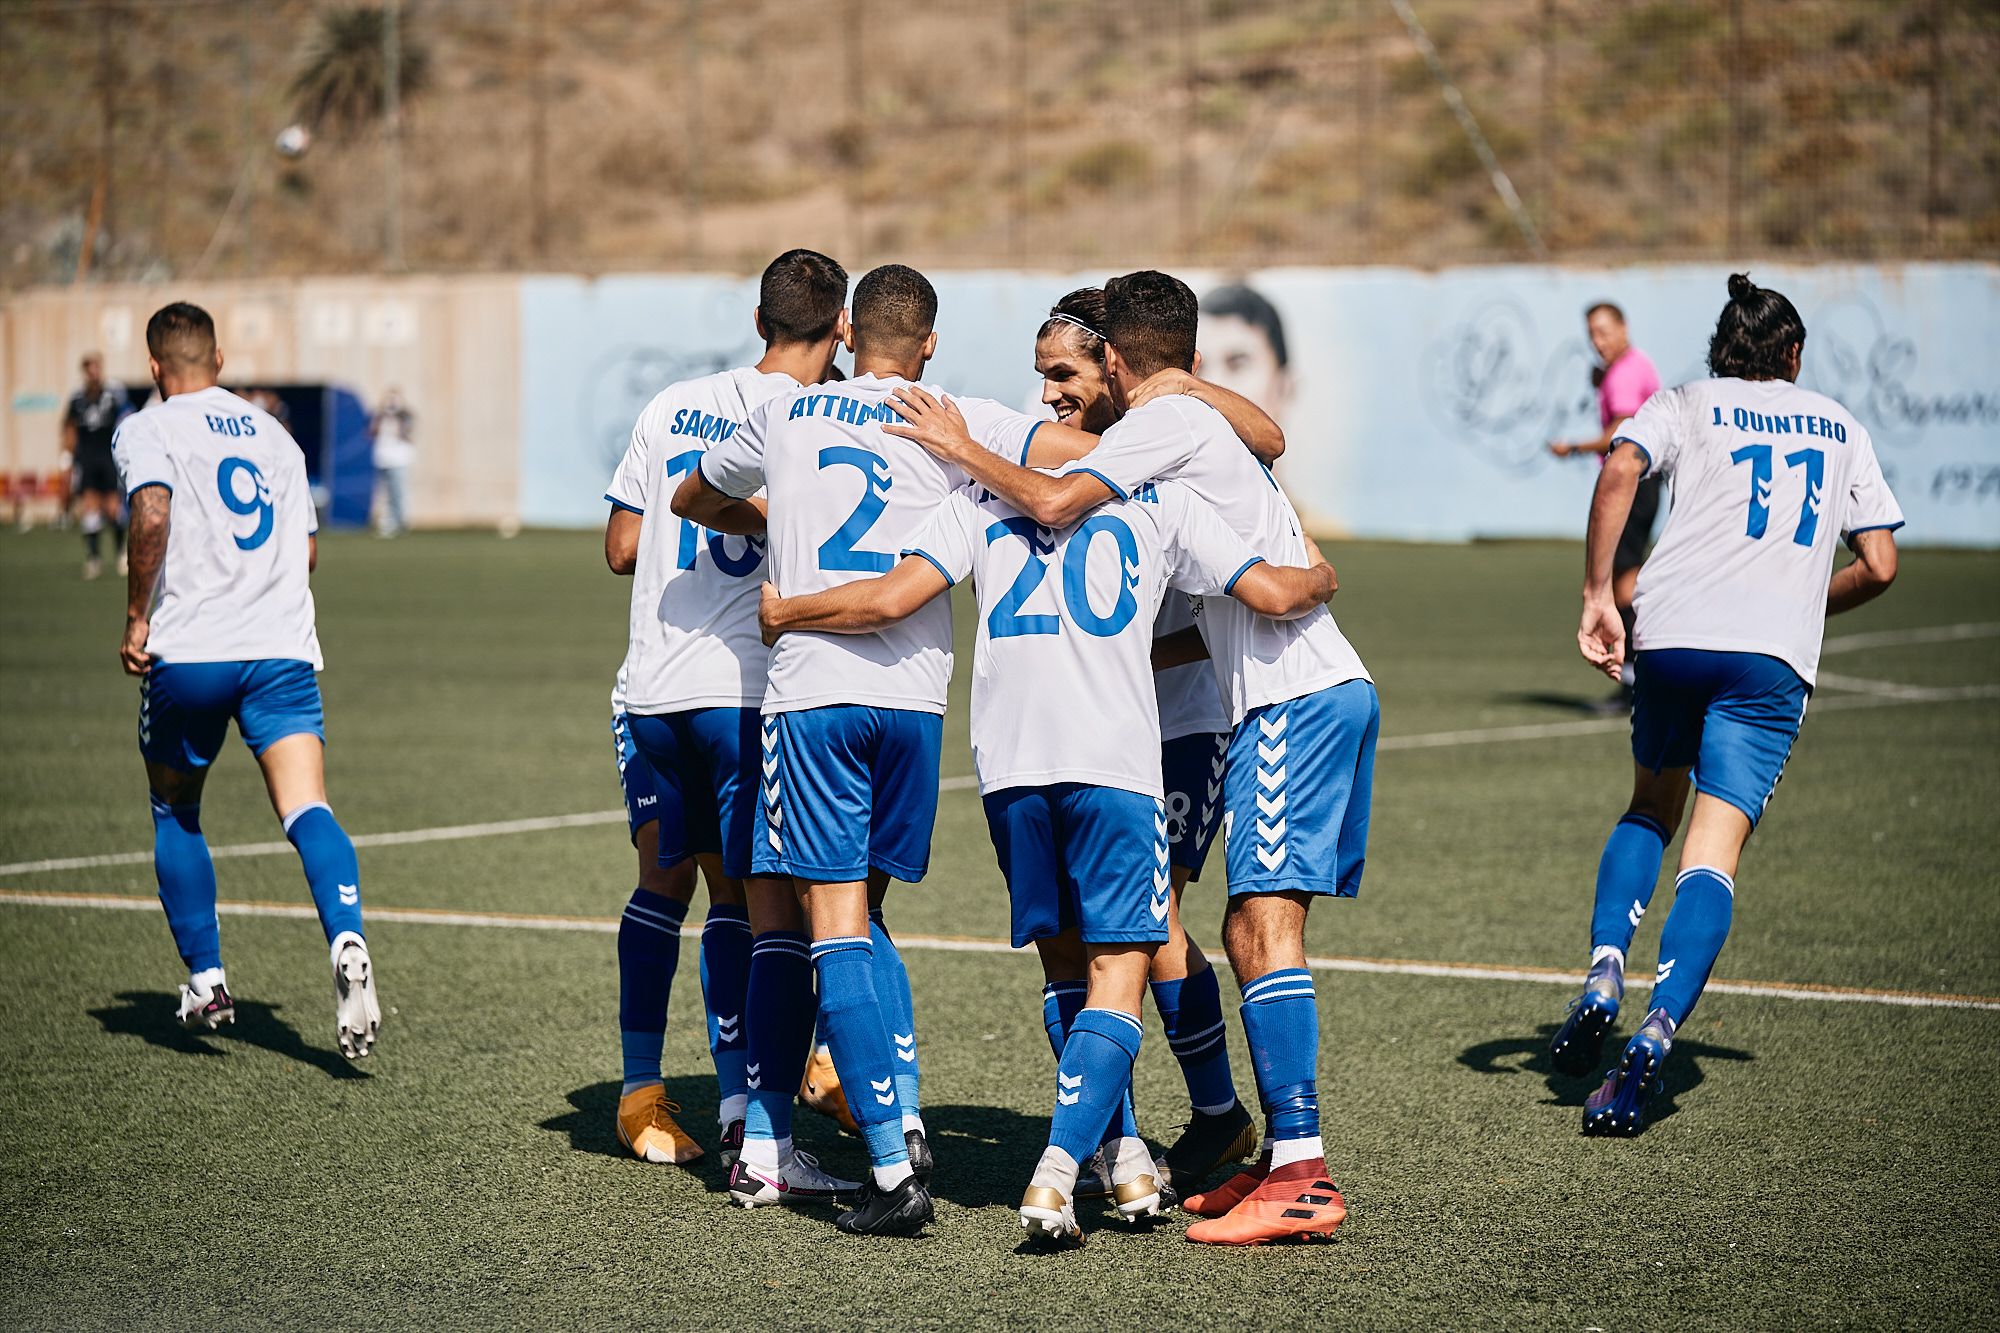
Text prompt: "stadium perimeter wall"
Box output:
[[6, 264, 1995, 545]]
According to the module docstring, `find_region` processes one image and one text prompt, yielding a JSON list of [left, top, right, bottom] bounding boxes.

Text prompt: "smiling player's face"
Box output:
[[1035, 330, 1118, 435]]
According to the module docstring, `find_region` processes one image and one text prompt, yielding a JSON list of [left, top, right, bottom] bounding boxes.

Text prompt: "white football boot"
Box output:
[[330, 932, 381, 1059], [177, 968, 235, 1030], [726, 1148, 861, 1208]]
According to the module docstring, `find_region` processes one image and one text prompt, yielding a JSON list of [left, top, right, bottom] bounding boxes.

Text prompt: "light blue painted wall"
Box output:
[[521, 264, 1999, 545]]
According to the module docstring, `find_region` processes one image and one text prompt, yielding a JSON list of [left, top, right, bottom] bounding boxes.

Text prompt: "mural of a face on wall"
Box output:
[[1198, 284, 1294, 440]]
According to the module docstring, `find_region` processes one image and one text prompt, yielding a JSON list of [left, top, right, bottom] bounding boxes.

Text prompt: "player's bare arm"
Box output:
[[1127, 369, 1287, 465], [308, 535, 318, 573], [1827, 527, 1899, 615], [757, 557, 952, 645], [1578, 441, 1645, 678], [885, 386, 1114, 530], [1550, 419, 1621, 458], [668, 468, 768, 537], [1229, 558, 1338, 620], [604, 506, 643, 575], [121, 485, 170, 675]]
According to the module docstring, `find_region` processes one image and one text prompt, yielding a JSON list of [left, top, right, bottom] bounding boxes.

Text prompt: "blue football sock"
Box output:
[[1239, 968, 1320, 1144], [743, 929, 814, 1146], [151, 795, 221, 973], [282, 803, 363, 945], [1590, 813, 1670, 954], [1039, 980, 1138, 1148], [1153, 965, 1238, 1115], [811, 935, 909, 1170], [616, 889, 688, 1092], [868, 908, 921, 1118], [1047, 1008, 1145, 1163], [1650, 867, 1736, 1026], [700, 904, 752, 1112]]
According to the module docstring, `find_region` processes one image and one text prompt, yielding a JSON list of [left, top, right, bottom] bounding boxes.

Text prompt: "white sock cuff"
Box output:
[[1590, 944, 1626, 969], [1269, 1135, 1325, 1169], [1677, 865, 1735, 894], [328, 929, 367, 964], [281, 801, 331, 834]]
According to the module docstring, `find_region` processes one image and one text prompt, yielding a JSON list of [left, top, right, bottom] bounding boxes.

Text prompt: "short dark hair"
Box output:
[[1103, 270, 1198, 377], [850, 264, 937, 355], [1585, 301, 1625, 325], [146, 302, 217, 368], [758, 248, 848, 345], [1037, 287, 1108, 363], [1707, 273, 1805, 381], [1202, 283, 1288, 368]]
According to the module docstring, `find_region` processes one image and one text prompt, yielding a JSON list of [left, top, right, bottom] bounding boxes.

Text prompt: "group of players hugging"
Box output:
[[114, 249, 1899, 1246]]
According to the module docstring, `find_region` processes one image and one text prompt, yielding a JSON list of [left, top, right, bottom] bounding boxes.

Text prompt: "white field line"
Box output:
[[1820, 621, 2000, 655], [4, 668, 1994, 878], [3, 888, 1996, 1013]]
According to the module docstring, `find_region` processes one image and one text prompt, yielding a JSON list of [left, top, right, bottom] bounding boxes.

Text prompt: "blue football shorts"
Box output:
[[981, 783, 1171, 949], [627, 706, 763, 878], [752, 705, 943, 883], [139, 659, 324, 771], [1222, 678, 1380, 899], [610, 711, 662, 845], [1631, 648, 1810, 828], [1161, 730, 1228, 880]]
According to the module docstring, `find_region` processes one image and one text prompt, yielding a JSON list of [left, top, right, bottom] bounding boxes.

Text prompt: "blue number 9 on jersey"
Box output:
[[216, 457, 275, 550]]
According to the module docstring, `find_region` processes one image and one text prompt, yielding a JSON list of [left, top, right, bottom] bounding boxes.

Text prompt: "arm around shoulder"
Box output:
[[1228, 557, 1337, 620]]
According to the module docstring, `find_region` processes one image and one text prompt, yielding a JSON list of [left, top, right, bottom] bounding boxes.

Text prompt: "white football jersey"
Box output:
[[113, 385, 322, 668], [1069, 394, 1370, 724], [700, 373, 1043, 715], [906, 479, 1261, 797], [1620, 377, 1904, 685], [604, 366, 802, 713], [1154, 592, 1230, 740]]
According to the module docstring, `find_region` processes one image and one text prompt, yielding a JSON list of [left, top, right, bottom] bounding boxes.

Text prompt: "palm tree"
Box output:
[[290, 5, 430, 138]]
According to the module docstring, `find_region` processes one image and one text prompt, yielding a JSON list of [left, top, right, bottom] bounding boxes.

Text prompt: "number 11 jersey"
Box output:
[[1619, 376, 1904, 686]]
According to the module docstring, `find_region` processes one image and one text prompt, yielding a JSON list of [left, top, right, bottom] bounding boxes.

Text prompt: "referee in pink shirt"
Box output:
[[1550, 302, 1661, 703]]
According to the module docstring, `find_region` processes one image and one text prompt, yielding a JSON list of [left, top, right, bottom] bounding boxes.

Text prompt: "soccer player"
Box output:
[[64, 352, 133, 579], [884, 270, 1376, 1245], [1554, 274, 1902, 1134], [1033, 288, 1263, 1190], [112, 302, 381, 1059], [673, 263, 1103, 1236], [1550, 302, 1663, 706], [601, 249, 858, 1203], [758, 465, 1336, 1245]]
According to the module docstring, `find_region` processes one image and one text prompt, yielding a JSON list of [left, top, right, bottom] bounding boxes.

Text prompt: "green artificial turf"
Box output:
[[2, 528, 1995, 1329]]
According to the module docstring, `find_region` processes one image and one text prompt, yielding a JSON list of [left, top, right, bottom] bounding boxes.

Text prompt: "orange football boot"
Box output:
[[1183, 1160, 1346, 1245], [1181, 1151, 1269, 1218], [799, 1043, 859, 1135], [615, 1084, 704, 1164]]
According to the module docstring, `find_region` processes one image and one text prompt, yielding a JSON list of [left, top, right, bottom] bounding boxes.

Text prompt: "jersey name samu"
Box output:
[[906, 479, 1261, 797], [605, 366, 802, 713], [1065, 394, 1369, 724], [1618, 377, 1904, 685], [113, 385, 322, 667], [700, 374, 1043, 715]]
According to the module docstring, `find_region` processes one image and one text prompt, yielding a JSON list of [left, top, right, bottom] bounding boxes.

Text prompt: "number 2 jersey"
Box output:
[[905, 479, 1263, 798], [699, 373, 1042, 716], [113, 385, 322, 668], [1617, 377, 1904, 686], [604, 366, 803, 713]]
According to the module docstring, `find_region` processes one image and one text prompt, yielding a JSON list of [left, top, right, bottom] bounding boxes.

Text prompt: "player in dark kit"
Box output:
[[64, 352, 133, 580]]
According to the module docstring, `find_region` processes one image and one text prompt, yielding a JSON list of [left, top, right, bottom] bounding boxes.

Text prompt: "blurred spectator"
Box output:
[[1549, 301, 1662, 704], [369, 388, 416, 537], [62, 352, 132, 578], [246, 387, 293, 435]]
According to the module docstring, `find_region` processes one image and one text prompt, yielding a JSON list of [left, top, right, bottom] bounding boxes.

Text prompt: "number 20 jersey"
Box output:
[[1619, 377, 1903, 686], [113, 385, 323, 668], [699, 373, 1041, 716], [604, 366, 803, 713]]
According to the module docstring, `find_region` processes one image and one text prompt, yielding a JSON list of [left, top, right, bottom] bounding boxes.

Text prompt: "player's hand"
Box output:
[[120, 616, 151, 676], [1312, 562, 1339, 604], [1577, 595, 1624, 679], [884, 386, 973, 460], [1549, 441, 1574, 458], [1126, 368, 1202, 409], [758, 581, 785, 646]]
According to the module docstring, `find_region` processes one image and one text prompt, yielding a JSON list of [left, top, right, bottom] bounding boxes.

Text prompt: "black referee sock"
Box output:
[[112, 519, 126, 552], [84, 528, 101, 559]]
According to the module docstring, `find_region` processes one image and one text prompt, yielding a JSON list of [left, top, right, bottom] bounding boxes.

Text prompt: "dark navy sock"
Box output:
[[743, 929, 813, 1147], [1152, 965, 1237, 1115], [700, 904, 752, 1112], [617, 889, 688, 1091]]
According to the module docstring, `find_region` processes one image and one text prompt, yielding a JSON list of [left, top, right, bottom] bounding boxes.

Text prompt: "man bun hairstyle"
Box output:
[[1038, 287, 1108, 364], [1707, 273, 1806, 381], [759, 248, 849, 345], [850, 263, 938, 354], [1102, 270, 1199, 378], [1203, 283, 1289, 368], [146, 301, 217, 369]]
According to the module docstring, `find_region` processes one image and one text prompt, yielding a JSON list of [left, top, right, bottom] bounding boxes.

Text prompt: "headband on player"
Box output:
[[1046, 312, 1104, 341]]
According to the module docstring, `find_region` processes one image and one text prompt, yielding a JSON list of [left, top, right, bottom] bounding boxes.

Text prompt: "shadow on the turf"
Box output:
[[541, 1078, 738, 1190], [89, 991, 366, 1080], [1457, 1024, 1755, 1126], [1499, 688, 1629, 716], [922, 1102, 1064, 1209]]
